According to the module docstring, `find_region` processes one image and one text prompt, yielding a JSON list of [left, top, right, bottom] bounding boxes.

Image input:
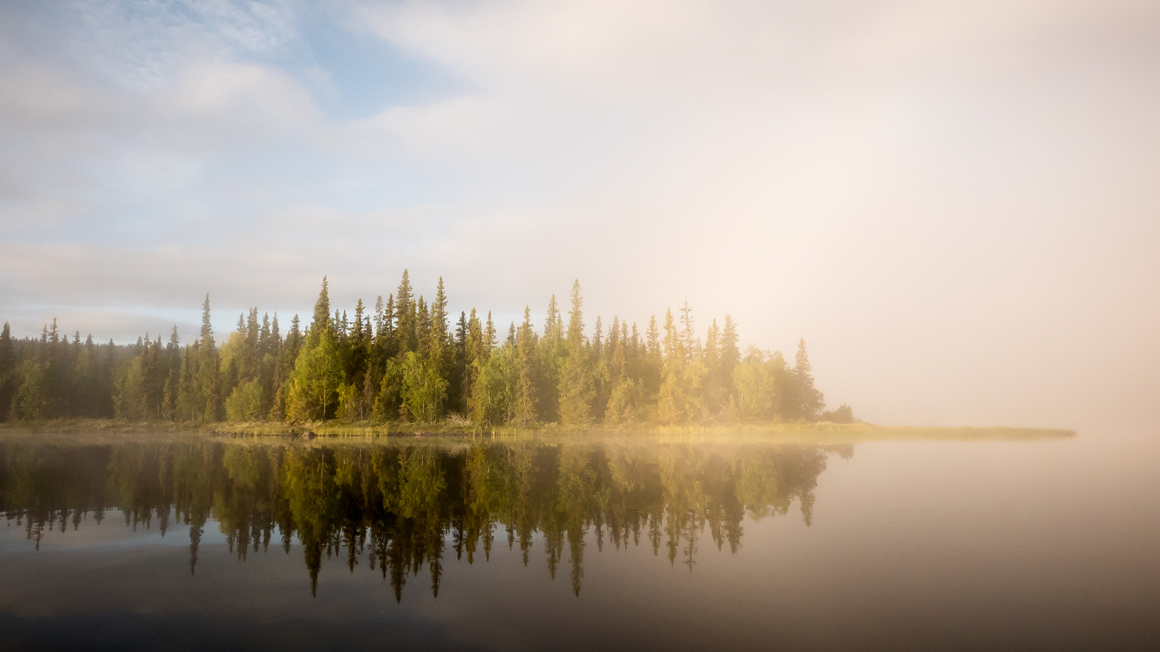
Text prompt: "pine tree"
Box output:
[[720, 316, 740, 386], [703, 319, 724, 416], [395, 270, 416, 354], [790, 339, 825, 421], [538, 294, 565, 423], [484, 312, 496, 358], [0, 322, 14, 421], [558, 280, 593, 425], [179, 293, 221, 422], [432, 277, 449, 351], [657, 308, 704, 424], [462, 308, 483, 411], [511, 307, 539, 426], [313, 276, 331, 335], [288, 280, 346, 421]]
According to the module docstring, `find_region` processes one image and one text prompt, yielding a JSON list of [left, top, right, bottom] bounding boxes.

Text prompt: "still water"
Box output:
[[2, 431, 1158, 651]]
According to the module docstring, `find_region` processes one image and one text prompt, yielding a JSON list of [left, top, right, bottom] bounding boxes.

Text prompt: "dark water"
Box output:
[[2, 432, 1158, 651]]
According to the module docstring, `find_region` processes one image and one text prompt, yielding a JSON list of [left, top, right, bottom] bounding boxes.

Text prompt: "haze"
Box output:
[[1, 0, 1157, 431]]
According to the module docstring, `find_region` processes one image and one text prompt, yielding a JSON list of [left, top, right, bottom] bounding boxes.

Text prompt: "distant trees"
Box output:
[[0, 272, 853, 426]]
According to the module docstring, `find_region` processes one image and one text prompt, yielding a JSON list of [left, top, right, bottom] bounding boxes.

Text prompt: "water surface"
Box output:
[[2, 431, 1158, 650]]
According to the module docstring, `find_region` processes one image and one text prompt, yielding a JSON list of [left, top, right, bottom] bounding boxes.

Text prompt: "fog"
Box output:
[[1, 0, 1157, 431]]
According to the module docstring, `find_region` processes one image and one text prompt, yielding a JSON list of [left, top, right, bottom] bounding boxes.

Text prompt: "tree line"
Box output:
[[0, 272, 854, 426], [2, 439, 841, 598]]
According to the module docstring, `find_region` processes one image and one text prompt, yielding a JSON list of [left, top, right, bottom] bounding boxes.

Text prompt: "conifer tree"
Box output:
[[511, 307, 539, 426], [720, 316, 740, 389], [394, 271, 416, 354], [163, 326, 180, 420], [0, 322, 14, 420], [462, 308, 483, 411], [558, 280, 594, 425], [484, 312, 496, 359], [657, 308, 704, 424], [432, 277, 449, 351], [591, 315, 610, 420], [179, 293, 221, 422], [449, 310, 469, 414], [643, 316, 662, 402], [789, 339, 825, 421], [287, 280, 345, 421], [313, 276, 331, 335], [538, 294, 565, 423], [703, 319, 725, 416]]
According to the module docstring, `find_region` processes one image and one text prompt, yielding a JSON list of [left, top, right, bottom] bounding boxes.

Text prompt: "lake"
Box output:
[[2, 429, 1158, 650]]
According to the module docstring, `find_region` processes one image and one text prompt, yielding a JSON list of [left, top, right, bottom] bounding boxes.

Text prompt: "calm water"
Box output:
[[1, 431, 1158, 651]]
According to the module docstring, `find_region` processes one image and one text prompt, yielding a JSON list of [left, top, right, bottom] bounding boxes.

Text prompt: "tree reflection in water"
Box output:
[[0, 439, 849, 599]]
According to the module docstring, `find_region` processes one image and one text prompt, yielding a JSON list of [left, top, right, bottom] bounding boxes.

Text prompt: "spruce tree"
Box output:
[[188, 294, 221, 421], [511, 307, 539, 426], [538, 294, 565, 423], [791, 339, 825, 421], [0, 322, 13, 421], [288, 280, 346, 421], [558, 280, 594, 425], [312, 276, 331, 335], [721, 316, 740, 384], [395, 270, 416, 354], [703, 319, 724, 416], [484, 312, 496, 358]]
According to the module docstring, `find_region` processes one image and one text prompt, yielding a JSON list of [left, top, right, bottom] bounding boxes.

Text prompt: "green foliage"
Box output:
[[286, 330, 345, 422], [15, 361, 52, 420], [730, 347, 786, 422], [114, 357, 148, 421], [604, 378, 643, 425], [0, 273, 844, 428], [398, 351, 448, 422], [785, 339, 825, 422], [558, 280, 594, 425], [225, 379, 264, 422], [657, 309, 706, 424], [821, 404, 855, 424], [471, 346, 516, 426]]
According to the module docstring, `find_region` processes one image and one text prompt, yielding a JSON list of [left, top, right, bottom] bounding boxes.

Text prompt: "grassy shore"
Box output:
[[0, 418, 1075, 445]]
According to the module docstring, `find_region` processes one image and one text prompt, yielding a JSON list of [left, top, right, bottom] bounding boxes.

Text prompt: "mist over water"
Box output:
[[2, 430, 1157, 651]]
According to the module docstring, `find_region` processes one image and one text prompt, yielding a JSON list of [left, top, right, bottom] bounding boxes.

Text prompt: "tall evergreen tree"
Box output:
[[511, 307, 539, 426], [313, 276, 331, 335], [538, 294, 565, 423], [0, 322, 14, 420], [394, 270, 416, 354], [558, 280, 594, 425], [789, 339, 825, 421], [288, 280, 346, 422]]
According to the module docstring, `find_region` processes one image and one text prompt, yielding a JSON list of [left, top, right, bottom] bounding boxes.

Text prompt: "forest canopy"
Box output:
[[0, 273, 854, 427]]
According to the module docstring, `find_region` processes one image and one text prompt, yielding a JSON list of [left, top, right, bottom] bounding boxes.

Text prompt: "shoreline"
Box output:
[[0, 418, 1076, 444]]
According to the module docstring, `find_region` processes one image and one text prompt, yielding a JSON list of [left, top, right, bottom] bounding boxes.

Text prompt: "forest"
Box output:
[[0, 272, 854, 428]]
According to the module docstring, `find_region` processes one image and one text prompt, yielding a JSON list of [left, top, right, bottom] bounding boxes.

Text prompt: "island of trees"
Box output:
[[0, 272, 854, 428]]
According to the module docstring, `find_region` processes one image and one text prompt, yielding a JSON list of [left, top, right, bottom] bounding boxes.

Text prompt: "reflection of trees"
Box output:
[[0, 439, 843, 599]]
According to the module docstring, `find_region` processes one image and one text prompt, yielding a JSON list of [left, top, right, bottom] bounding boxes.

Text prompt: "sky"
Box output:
[[1, 0, 1158, 431]]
